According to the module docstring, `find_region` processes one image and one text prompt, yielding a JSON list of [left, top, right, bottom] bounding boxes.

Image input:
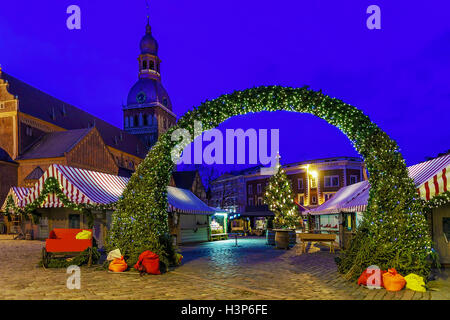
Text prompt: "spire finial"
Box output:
[[145, 0, 151, 34]]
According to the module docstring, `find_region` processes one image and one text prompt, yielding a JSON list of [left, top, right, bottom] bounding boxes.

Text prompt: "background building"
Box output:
[[0, 21, 176, 206], [209, 167, 259, 214], [123, 21, 176, 150], [246, 156, 367, 210]]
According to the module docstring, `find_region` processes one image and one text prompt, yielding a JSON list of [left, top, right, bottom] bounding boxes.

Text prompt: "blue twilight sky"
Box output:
[[0, 0, 449, 169]]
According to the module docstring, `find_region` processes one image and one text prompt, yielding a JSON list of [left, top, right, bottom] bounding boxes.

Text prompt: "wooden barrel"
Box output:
[[266, 229, 275, 246], [275, 230, 290, 249]]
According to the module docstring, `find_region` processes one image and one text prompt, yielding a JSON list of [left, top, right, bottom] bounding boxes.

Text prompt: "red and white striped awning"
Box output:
[[340, 183, 370, 213], [308, 181, 370, 215], [21, 164, 130, 208], [310, 154, 450, 215], [1, 187, 31, 210], [408, 154, 450, 201], [16, 164, 213, 215]]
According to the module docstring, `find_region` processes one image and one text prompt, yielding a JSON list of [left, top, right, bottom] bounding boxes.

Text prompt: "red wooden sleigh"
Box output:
[[41, 229, 93, 268]]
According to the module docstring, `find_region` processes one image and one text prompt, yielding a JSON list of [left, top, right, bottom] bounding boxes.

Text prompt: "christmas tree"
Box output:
[[264, 163, 299, 229]]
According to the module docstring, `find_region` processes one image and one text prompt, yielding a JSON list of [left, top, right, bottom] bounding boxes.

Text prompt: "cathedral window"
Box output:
[[25, 126, 33, 136], [142, 60, 147, 70], [163, 98, 168, 107], [143, 114, 148, 126], [139, 113, 144, 126], [149, 60, 155, 70], [129, 116, 134, 127], [125, 116, 129, 128], [134, 115, 139, 127]]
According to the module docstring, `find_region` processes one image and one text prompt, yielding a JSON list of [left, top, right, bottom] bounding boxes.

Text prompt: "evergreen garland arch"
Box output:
[[108, 86, 432, 277]]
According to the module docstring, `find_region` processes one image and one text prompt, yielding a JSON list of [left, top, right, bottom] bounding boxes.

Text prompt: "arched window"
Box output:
[[142, 60, 147, 70], [138, 113, 144, 127], [149, 60, 155, 70], [124, 116, 129, 128], [143, 114, 148, 126], [129, 116, 134, 127], [134, 115, 139, 127]]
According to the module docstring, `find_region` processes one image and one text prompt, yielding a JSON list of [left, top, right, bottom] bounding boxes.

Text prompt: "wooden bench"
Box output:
[[297, 233, 337, 253], [211, 233, 228, 241]]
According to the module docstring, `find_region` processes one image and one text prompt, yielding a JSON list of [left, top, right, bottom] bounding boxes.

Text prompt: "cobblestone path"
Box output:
[[0, 239, 448, 300]]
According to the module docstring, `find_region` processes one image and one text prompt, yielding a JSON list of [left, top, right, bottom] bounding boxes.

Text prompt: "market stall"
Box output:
[[3, 164, 216, 247], [209, 208, 228, 240], [166, 186, 216, 244], [408, 154, 450, 264], [306, 180, 370, 248], [1, 187, 31, 235], [309, 154, 450, 261]]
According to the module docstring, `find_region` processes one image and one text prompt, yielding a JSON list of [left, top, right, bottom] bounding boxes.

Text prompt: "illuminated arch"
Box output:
[[109, 86, 432, 278]]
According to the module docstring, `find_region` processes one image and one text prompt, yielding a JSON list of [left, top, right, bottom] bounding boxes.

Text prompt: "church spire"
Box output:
[[138, 2, 160, 80], [145, 1, 152, 34]]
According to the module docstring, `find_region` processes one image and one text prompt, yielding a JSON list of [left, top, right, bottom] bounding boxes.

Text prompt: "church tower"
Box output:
[[123, 19, 176, 150]]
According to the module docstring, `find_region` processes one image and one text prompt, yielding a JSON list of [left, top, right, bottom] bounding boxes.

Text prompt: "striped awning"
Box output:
[[308, 181, 370, 215], [408, 154, 450, 201], [16, 164, 212, 215], [21, 164, 129, 208], [167, 186, 215, 215], [1, 187, 31, 211], [340, 183, 370, 213], [309, 154, 450, 215]]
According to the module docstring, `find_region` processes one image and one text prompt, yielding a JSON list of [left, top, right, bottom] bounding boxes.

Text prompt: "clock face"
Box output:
[[136, 91, 146, 104]]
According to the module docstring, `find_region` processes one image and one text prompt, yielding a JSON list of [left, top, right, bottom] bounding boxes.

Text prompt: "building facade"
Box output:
[[209, 167, 260, 214], [170, 170, 207, 203], [245, 157, 368, 213]]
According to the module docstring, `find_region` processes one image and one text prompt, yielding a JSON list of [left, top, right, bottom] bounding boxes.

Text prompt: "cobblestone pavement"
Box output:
[[0, 239, 448, 300]]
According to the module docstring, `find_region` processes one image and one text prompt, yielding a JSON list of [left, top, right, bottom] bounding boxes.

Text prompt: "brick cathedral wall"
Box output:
[[0, 162, 18, 206]]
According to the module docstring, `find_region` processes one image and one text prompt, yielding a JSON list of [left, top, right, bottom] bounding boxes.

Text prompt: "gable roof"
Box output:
[[407, 154, 450, 188], [1, 187, 31, 210], [24, 166, 44, 180], [0, 147, 15, 163], [1, 71, 147, 159], [17, 128, 92, 160], [172, 171, 198, 190], [308, 181, 370, 215]]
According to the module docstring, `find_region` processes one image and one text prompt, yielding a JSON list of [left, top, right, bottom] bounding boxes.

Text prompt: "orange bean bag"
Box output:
[[358, 267, 386, 288], [134, 251, 161, 275], [109, 256, 128, 272], [382, 268, 406, 291]]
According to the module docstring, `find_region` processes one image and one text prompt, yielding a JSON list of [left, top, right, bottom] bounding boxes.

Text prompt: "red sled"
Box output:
[[42, 228, 93, 268]]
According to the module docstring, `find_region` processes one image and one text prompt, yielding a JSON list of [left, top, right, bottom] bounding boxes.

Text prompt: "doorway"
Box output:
[[433, 205, 450, 265]]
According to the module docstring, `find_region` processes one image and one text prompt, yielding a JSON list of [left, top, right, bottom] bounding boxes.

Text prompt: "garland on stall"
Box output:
[[3, 177, 115, 229], [422, 191, 450, 210], [108, 85, 433, 278]]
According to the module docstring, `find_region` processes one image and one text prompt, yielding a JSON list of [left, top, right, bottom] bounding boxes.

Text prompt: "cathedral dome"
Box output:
[[126, 78, 172, 110], [140, 25, 158, 55]]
